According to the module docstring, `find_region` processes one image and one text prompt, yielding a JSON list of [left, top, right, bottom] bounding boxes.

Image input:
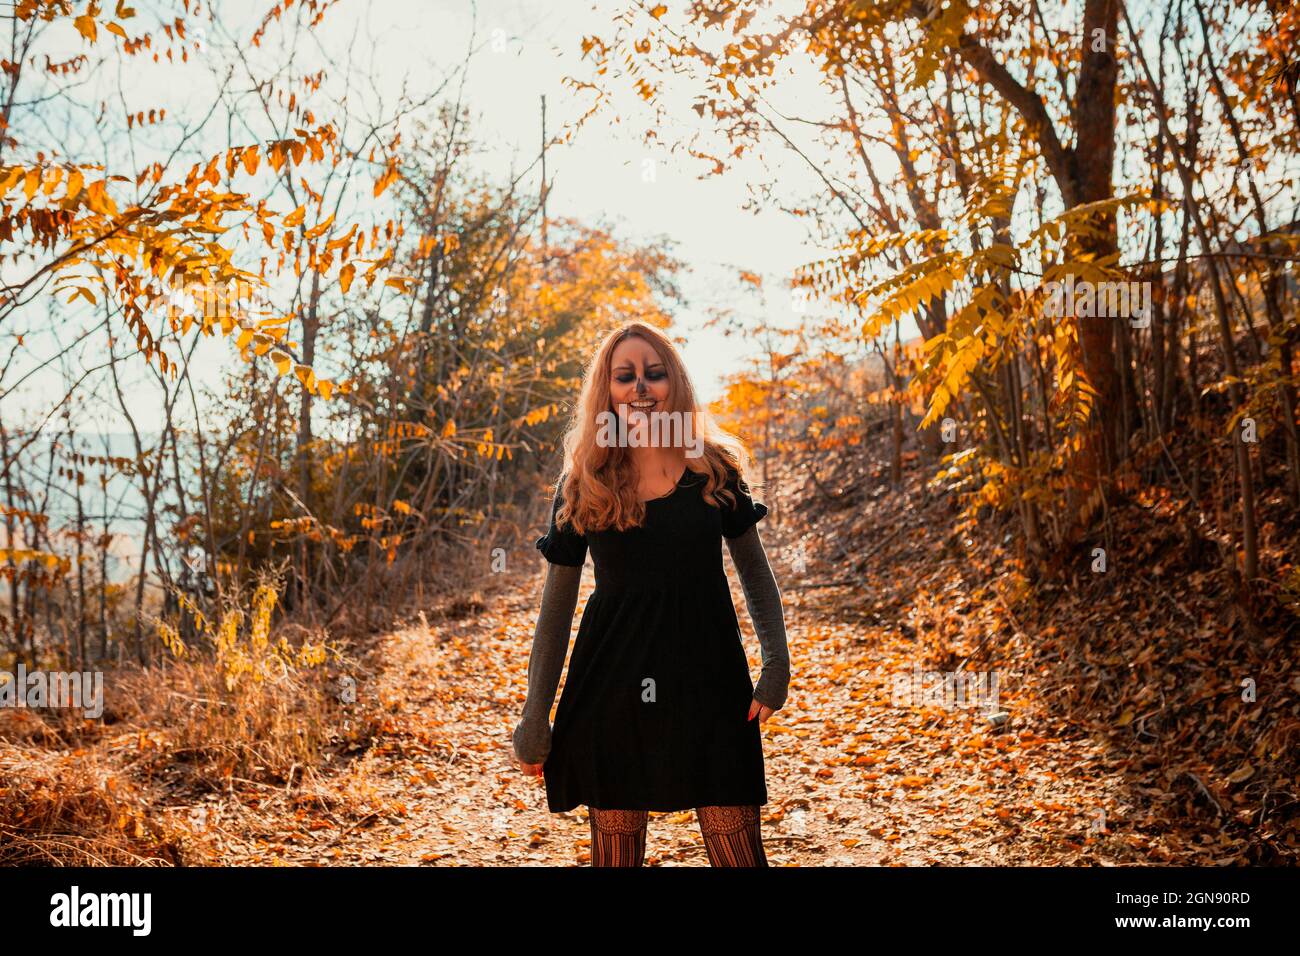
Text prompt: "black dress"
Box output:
[[535, 466, 770, 812]]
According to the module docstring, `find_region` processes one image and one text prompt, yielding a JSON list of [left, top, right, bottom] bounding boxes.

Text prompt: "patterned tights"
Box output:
[[587, 805, 767, 867]]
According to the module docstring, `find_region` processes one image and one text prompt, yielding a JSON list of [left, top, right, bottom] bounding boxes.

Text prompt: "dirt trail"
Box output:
[[218, 548, 1157, 866]]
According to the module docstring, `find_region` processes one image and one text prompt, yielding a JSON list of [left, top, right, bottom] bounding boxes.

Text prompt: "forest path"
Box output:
[[220, 547, 1155, 866]]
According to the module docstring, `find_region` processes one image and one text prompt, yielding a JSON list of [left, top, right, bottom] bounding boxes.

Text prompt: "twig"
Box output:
[[321, 811, 380, 849], [784, 523, 908, 590], [1181, 771, 1225, 818]]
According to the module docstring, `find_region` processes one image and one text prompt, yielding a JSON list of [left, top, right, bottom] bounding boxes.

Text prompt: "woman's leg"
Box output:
[[587, 807, 649, 866], [696, 805, 768, 867]]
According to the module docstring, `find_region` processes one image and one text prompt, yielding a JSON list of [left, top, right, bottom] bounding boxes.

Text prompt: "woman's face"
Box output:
[[608, 335, 671, 425]]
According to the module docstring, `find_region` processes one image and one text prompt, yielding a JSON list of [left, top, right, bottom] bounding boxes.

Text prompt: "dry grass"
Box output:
[[0, 736, 191, 865], [0, 571, 386, 865]]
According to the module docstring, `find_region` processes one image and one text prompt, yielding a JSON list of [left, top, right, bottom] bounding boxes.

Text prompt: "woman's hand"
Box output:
[[748, 697, 775, 724]]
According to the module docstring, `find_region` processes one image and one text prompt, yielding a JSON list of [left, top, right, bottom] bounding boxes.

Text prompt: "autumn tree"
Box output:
[[575, 0, 1297, 589]]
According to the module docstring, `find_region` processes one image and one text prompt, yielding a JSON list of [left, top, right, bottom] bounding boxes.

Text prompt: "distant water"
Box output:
[[6, 429, 194, 584]]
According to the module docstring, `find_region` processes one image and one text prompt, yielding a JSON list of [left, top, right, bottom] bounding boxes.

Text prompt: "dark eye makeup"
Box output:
[[612, 364, 667, 384]]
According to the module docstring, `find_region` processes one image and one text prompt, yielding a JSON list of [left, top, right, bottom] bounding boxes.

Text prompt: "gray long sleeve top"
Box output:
[[511, 524, 791, 766]]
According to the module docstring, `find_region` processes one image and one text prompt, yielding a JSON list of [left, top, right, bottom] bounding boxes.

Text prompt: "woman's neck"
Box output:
[[629, 447, 685, 476]]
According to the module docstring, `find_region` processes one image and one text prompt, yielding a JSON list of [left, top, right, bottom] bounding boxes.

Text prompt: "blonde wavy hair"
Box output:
[[555, 322, 755, 533]]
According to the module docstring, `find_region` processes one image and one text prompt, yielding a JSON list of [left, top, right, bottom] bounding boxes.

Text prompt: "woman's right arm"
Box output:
[[511, 562, 582, 766]]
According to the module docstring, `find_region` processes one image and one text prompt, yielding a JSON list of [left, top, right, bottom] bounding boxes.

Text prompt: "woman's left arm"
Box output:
[[725, 525, 790, 711]]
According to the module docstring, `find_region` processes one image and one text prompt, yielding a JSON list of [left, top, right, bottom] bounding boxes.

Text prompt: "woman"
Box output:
[[511, 322, 791, 867]]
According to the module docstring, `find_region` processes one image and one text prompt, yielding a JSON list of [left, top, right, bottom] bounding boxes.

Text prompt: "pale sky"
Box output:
[[371, 0, 859, 403]]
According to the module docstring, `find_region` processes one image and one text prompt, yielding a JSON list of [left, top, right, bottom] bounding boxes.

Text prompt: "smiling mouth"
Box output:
[[628, 400, 658, 410]]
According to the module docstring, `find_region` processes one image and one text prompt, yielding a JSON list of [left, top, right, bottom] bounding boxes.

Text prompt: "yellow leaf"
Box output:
[[106, 21, 127, 39], [303, 213, 335, 241], [339, 262, 355, 294], [74, 14, 97, 43], [317, 379, 334, 401], [271, 351, 291, 376], [65, 168, 84, 200], [441, 420, 456, 438]]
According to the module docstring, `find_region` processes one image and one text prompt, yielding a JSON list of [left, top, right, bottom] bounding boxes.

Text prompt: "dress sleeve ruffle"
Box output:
[[718, 468, 768, 539], [536, 477, 588, 566]]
